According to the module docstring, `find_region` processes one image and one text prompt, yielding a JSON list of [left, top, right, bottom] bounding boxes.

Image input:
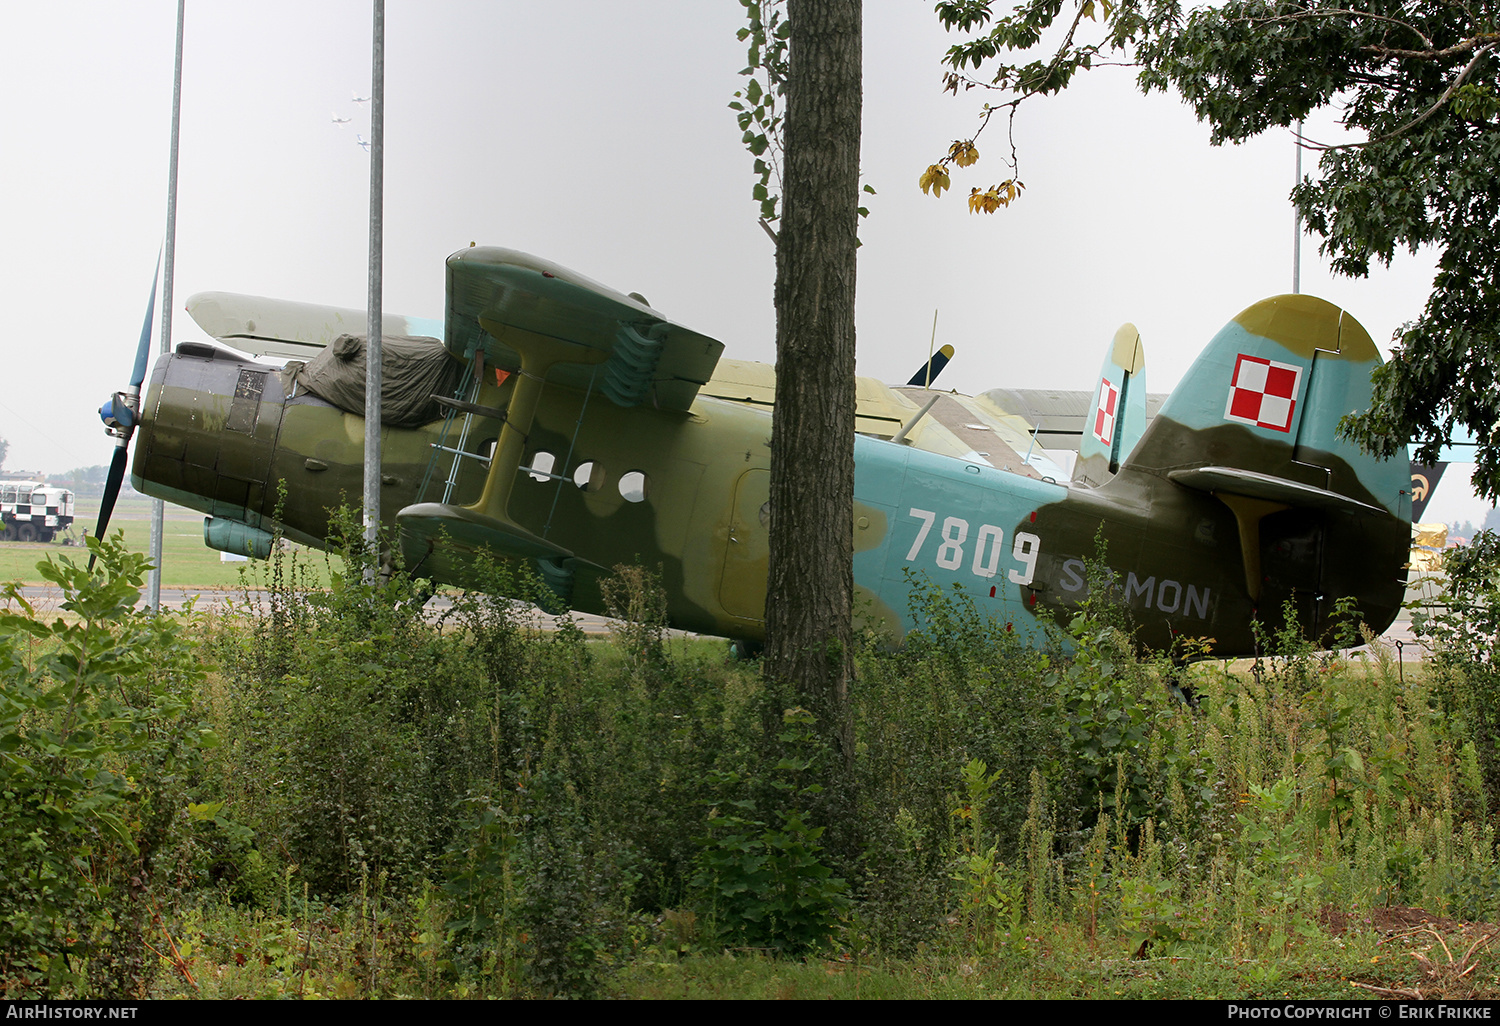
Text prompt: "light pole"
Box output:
[[362, 0, 385, 583]]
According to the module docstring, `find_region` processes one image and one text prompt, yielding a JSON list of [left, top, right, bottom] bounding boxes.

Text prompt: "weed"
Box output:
[[693, 708, 850, 954]]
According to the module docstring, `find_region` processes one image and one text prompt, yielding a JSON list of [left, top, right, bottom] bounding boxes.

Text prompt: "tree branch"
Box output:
[[1241, 7, 1434, 48], [1296, 41, 1495, 151], [1362, 32, 1500, 61], [1049, 0, 1096, 78]]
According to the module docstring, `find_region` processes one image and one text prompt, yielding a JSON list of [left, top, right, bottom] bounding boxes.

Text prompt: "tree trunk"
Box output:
[[764, 0, 862, 765]]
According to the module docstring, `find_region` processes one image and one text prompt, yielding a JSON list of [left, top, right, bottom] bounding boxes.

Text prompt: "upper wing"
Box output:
[[981, 386, 1169, 453], [703, 357, 909, 437], [445, 247, 725, 411], [186, 292, 445, 362]]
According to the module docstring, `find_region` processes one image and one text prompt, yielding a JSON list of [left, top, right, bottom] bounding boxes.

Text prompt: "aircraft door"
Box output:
[[720, 469, 770, 621]]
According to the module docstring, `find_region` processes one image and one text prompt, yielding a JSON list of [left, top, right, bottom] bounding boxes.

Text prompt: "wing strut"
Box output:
[[469, 321, 610, 523], [397, 323, 611, 599]]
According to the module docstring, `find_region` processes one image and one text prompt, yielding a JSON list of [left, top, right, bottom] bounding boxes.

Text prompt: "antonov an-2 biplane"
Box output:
[[97, 247, 1411, 656]]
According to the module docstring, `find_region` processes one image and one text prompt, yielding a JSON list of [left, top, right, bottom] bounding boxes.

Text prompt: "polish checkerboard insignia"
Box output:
[[1224, 354, 1302, 433], [1092, 377, 1119, 446]]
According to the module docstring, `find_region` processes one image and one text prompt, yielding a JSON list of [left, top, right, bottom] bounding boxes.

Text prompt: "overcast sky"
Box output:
[[0, 1, 1480, 523]]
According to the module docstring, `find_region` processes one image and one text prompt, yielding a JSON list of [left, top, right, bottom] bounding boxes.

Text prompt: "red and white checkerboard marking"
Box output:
[[1092, 377, 1119, 446], [1224, 354, 1303, 433]]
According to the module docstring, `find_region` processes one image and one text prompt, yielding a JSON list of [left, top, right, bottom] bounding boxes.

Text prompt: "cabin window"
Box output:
[[527, 451, 556, 482], [618, 471, 648, 503], [573, 461, 604, 493]]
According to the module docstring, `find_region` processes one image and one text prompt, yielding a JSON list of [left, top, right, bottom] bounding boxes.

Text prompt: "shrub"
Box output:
[[0, 535, 212, 996]]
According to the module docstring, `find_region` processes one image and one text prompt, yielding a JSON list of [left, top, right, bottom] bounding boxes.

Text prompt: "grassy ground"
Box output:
[[136, 893, 1496, 1000], [8, 525, 1500, 1001], [0, 495, 329, 589]]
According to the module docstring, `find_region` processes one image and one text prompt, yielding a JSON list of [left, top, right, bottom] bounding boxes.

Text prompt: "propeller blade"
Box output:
[[130, 253, 162, 389], [91, 255, 162, 571], [87, 443, 130, 572], [906, 344, 954, 387]]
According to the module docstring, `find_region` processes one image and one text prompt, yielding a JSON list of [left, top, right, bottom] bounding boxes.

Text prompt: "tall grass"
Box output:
[[5, 534, 1500, 999]]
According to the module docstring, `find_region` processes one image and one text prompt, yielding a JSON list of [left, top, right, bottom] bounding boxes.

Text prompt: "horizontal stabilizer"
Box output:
[[1168, 466, 1387, 518], [981, 387, 1168, 452]]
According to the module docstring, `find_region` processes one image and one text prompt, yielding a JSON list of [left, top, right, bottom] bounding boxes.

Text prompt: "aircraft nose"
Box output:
[[129, 344, 283, 522], [99, 394, 136, 433]]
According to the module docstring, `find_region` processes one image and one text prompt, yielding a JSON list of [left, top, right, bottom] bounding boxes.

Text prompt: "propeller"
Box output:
[[91, 259, 161, 569], [905, 343, 955, 388]]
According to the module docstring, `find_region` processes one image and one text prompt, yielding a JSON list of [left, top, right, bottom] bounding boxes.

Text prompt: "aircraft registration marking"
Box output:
[[906, 508, 1040, 586]]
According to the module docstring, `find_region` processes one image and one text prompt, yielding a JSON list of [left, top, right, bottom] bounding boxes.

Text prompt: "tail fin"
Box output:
[[1074, 323, 1147, 487], [1122, 294, 1409, 629], [1126, 295, 1407, 513]]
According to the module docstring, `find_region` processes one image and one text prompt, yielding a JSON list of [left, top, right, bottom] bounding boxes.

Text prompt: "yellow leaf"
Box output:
[[1082, 0, 1096, 19], [919, 164, 951, 197], [948, 140, 980, 167], [968, 182, 1023, 215]]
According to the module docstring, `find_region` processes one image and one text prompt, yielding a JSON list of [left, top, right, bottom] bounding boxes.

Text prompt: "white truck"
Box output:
[[0, 481, 75, 542]]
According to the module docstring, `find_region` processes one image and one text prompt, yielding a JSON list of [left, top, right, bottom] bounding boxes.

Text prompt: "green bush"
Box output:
[[23, 523, 1500, 996], [693, 708, 850, 953], [0, 535, 212, 996], [1418, 530, 1500, 811]]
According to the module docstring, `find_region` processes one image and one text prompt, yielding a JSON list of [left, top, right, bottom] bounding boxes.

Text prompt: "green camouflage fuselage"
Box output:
[[134, 293, 1410, 657]]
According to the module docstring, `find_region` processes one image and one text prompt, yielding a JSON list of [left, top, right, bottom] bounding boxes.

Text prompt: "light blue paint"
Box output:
[[853, 434, 1066, 643]]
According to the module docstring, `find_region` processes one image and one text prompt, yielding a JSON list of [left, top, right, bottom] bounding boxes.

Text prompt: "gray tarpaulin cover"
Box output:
[[293, 333, 463, 427]]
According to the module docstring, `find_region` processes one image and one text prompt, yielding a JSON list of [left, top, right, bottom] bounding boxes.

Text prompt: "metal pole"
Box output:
[[148, 0, 186, 612], [1292, 120, 1303, 295], [362, 0, 385, 581], [924, 309, 937, 389]]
